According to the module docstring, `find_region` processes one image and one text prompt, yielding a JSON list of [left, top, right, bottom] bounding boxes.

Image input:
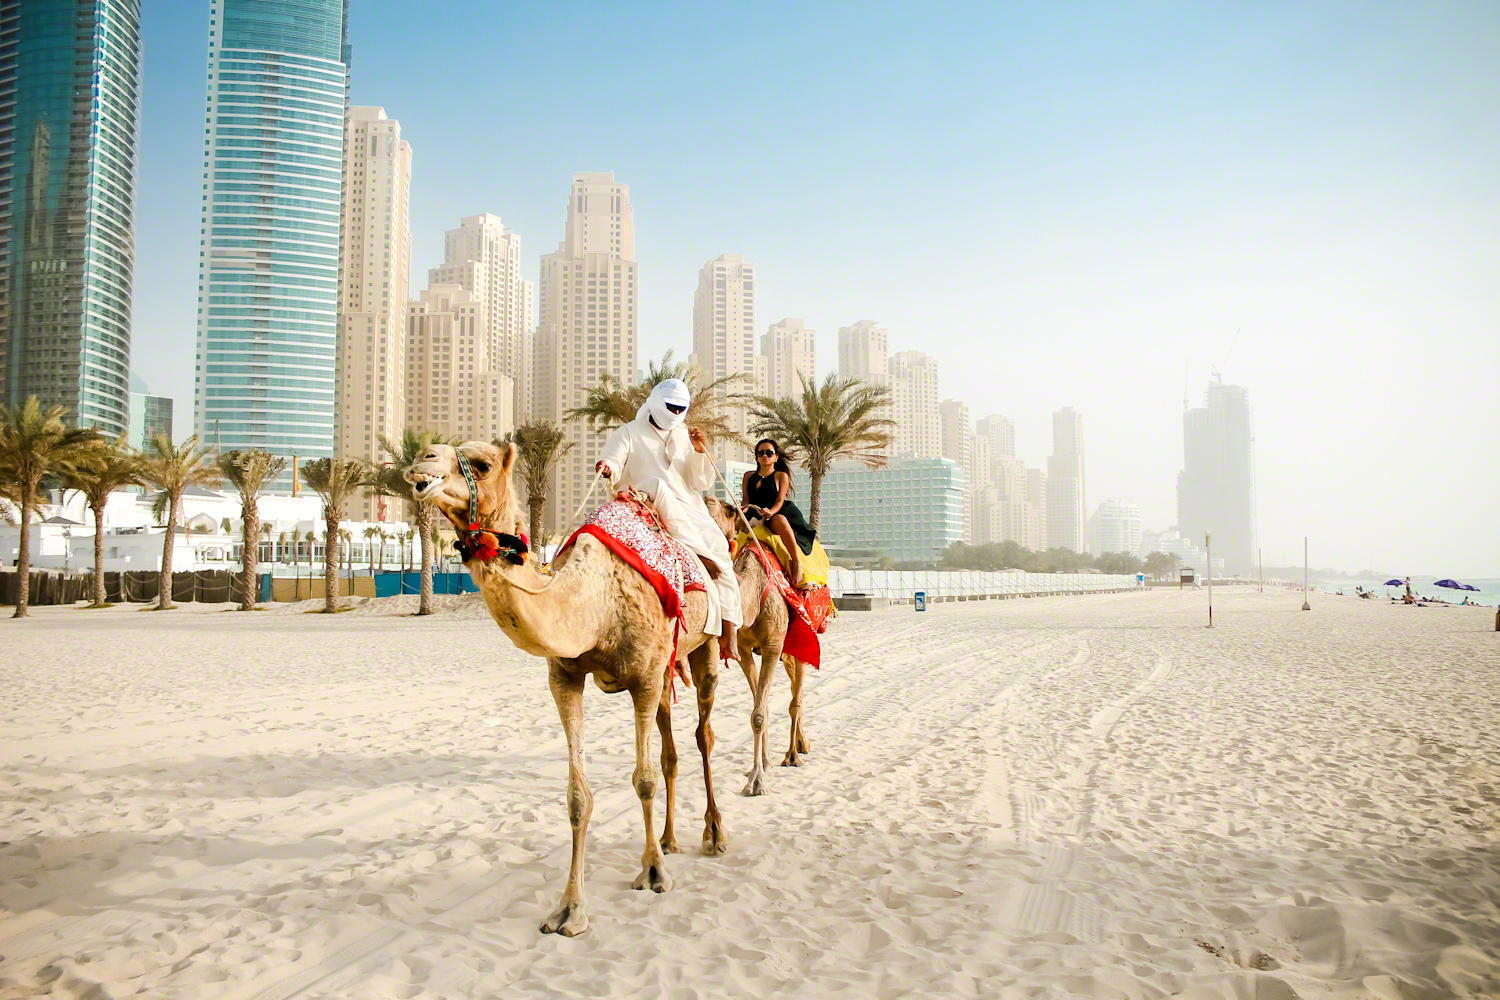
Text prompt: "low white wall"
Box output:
[[827, 569, 1140, 600]]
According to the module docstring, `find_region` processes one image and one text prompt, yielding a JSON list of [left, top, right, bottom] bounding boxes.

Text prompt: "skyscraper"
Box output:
[[194, 0, 349, 474], [1178, 378, 1256, 573], [534, 172, 637, 530], [405, 283, 511, 443], [428, 214, 528, 425], [889, 350, 940, 458], [1047, 406, 1086, 552], [692, 253, 756, 469], [0, 0, 141, 436], [975, 414, 1016, 460], [337, 106, 410, 518], [1089, 497, 1143, 555], [762, 318, 816, 399], [837, 320, 888, 385]]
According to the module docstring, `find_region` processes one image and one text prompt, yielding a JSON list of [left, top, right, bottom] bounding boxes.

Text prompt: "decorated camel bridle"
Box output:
[[452, 449, 529, 566]]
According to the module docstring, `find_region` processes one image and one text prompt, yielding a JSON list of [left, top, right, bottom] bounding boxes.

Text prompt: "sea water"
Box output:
[[1319, 577, 1500, 606]]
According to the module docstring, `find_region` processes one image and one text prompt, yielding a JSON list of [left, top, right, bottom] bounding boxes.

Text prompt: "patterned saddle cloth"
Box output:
[[560, 494, 707, 621]]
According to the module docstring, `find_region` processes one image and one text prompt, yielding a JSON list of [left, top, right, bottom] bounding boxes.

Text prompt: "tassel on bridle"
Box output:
[[453, 450, 528, 566]]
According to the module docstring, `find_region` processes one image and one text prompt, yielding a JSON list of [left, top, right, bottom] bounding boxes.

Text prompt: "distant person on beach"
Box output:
[[1405, 576, 1413, 598]]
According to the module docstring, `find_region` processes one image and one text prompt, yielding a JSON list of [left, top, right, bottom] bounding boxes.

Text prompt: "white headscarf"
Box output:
[[638, 378, 691, 432]]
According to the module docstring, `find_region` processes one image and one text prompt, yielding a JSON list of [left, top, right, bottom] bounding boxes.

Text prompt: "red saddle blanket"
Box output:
[[560, 496, 706, 621], [743, 542, 825, 668]]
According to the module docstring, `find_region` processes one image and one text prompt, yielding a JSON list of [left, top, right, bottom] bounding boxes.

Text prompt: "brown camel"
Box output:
[[709, 502, 815, 796], [406, 442, 733, 937]]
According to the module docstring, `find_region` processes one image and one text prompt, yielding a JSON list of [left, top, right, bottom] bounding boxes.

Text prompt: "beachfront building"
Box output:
[[889, 350, 941, 459], [797, 457, 965, 565], [0, 0, 141, 436], [1089, 497, 1143, 555], [193, 0, 350, 482], [692, 253, 758, 470], [336, 107, 411, 519], [405, 283, 512, 443], [427, 213, 529, 425], [1178, 377, 1256, 574], [533, 173, 638, 530], [762, 318, 815, 399], [1047, 406, 1086, 552]]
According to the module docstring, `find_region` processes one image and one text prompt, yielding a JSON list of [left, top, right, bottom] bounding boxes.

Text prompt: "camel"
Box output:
[[708, 501, 815, 797], [406, 441, 735, 937]]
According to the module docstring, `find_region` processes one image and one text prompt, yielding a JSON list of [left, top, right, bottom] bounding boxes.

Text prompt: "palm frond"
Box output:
[[564, 350, 753, 445]]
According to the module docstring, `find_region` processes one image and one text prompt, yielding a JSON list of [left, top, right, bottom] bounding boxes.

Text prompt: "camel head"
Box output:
[[703, 495, 737, 544], [405, 441, 522, 540]]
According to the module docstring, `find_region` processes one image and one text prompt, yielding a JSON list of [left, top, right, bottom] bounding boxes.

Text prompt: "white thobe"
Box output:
[[598, 417, 742, 631]]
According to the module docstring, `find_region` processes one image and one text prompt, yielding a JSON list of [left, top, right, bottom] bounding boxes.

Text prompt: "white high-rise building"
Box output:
[[405, 283, 512, 443], [337, 107, 411, 519], [427, 214, 528, 425], [534, 173, 637, 532], [939, 399, 974, 544], [1047, 406, 1086, 552], [693, 254, 756, 469], [1026, 467, 1048, 550], [837, 320, 888, 385], [763, 318, 817, 399], [1090, 497, 1143, 555], [889, 350, 940, 458], [975, 414, 1016, 461]]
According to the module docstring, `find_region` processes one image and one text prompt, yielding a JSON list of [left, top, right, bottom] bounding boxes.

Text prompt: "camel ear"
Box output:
[[500, 441, 517, 476]]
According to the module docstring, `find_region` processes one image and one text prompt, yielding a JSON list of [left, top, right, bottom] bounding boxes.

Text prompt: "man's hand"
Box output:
[[595, 461, 613, 479], [688, 427, 707, 454]]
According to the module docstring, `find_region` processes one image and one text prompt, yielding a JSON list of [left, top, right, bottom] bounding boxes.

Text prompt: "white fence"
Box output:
[[826, 569, 1140, 602]]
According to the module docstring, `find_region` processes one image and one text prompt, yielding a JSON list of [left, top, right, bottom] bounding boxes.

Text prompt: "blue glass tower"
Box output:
[[0, 0, 141, 436], [194, 0, 348, 477]]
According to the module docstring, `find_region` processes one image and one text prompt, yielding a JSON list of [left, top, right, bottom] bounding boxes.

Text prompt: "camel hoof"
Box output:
[[540, 902, 589, 936], [660, 835, 681, 854], [781, 751, 803, 767], [741, 773, 766, 796], [702, 820, 729, 856], [631, 863, 674, 893]]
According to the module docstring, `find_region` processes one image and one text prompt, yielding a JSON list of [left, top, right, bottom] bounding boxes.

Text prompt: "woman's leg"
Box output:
[[767, 514, 802, 585]]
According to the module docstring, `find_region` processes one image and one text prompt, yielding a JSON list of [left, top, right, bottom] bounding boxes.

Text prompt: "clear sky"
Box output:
[[132, 0, 1499, 577]]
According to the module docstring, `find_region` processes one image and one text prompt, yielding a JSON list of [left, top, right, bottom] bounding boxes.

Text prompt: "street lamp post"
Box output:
[[1301, 536, 1311, 611]]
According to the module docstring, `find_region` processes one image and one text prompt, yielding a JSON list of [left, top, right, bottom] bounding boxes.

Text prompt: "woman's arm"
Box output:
[[741, 470, 753, 509]]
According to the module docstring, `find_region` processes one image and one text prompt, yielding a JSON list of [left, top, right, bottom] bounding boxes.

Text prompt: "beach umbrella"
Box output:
[[1433, 579, 1468, 590], [1382, 579, 1404, 587]]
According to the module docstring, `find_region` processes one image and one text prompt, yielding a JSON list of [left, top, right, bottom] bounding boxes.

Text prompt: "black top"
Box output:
[[746, 471, 817, 555]]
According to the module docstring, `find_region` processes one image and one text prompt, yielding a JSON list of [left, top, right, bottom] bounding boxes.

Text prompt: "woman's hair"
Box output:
[[754, 438, 794, 483]]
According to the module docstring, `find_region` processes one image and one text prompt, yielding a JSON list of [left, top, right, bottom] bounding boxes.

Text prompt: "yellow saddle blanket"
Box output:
[[735, 525, 830, 588]]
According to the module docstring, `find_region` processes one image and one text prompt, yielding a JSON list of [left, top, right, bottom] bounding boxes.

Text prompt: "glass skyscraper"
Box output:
[[194, 0, 348, 477], [0, 0, 141, 436]]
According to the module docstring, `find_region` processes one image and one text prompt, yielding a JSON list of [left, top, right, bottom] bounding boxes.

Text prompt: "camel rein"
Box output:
[[452, 451, 528, 567]]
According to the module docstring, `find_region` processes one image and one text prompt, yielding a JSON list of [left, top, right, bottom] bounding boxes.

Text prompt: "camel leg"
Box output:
[[691, 646, 728, 855], [783, 656, 810, 765], [540, 663, 591, 936], [741, 635, 780, 796], [655, 690, 680, 854], [630, 680, 673, 893]]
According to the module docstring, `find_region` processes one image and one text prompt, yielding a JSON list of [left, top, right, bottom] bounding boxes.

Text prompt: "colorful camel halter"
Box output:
[[453, 450, 528, 565]]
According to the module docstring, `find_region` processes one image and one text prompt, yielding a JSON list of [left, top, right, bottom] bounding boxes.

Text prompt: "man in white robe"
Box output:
[[596, 379, 742, 663]]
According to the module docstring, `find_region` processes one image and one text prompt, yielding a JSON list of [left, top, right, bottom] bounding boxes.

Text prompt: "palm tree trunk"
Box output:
[[416, 503, 434, 615], [808, 472, 823, 535], [91, 497, 107, 607], [158, 495, 177, 610], [528, 496, 544, 552], [240, 499, 259, 611], [13, 484, 34, 618], [323, 512, 339, 613]]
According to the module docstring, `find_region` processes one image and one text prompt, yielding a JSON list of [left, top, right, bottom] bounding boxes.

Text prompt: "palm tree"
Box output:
[[299, 457, 368, 613], [260, 521, 274, 564], [62, 435, 142, 608], [0, 398, 99, 617], [363, 525, 381, 576], [497, 421, 575, 548], [140, 434, 220, 610], [565, 350, 749, 445], [217, 449, 286, 611], [746, 373, 894, 533], [371, 429, 455, 616]]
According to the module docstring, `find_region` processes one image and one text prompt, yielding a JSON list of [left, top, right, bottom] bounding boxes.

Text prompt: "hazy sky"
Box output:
[[131, 0, 1499, 576]]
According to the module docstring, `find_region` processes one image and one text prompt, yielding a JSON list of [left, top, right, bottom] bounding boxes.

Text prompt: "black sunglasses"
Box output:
[[665, 402, 687, 414], [756, 448, 776, 457]]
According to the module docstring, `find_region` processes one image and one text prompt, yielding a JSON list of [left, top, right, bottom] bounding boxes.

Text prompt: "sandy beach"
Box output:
[[1, 588, 1496, 998]]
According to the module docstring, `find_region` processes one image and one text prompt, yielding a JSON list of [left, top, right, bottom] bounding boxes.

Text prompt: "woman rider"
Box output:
[[741, 438, 817, 586]]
